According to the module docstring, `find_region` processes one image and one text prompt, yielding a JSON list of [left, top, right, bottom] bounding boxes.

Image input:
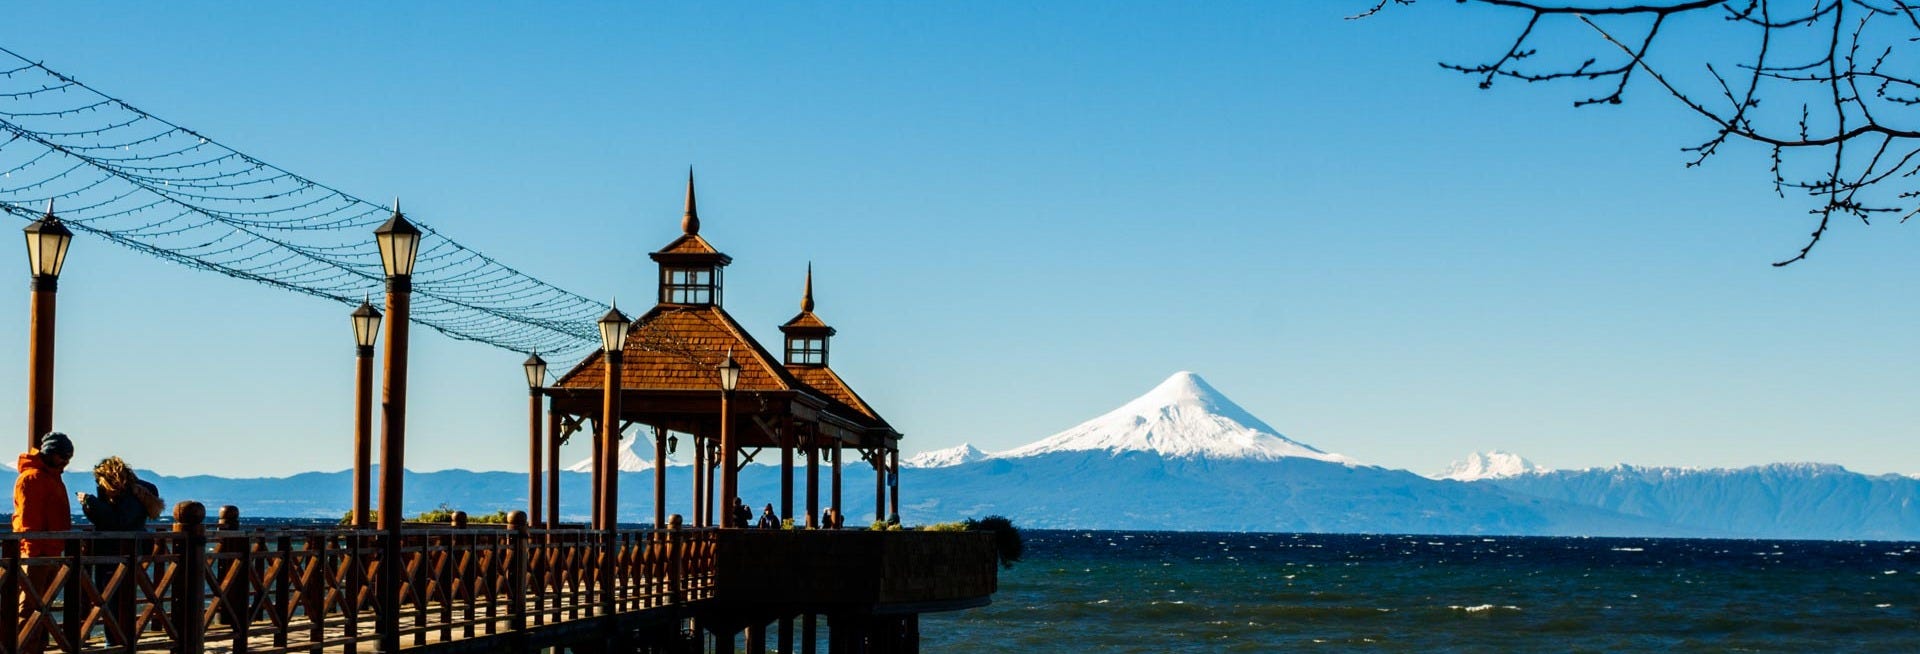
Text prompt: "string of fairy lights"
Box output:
[[0, 46, 606, 363]]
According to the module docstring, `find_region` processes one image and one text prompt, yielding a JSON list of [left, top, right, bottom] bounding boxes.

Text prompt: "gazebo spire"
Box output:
[[681, 167, 700, 235], [802, 262, 814, 313]]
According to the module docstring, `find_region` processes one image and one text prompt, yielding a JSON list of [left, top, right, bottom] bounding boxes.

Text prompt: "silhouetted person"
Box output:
[[730, 497, 752, 528], [757, 503, 779, 529], [78, 456, 162, 646]]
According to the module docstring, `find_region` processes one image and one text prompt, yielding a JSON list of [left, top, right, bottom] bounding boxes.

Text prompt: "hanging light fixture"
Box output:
[[22, 201, 73, 279], [523, 352, 548, 389]]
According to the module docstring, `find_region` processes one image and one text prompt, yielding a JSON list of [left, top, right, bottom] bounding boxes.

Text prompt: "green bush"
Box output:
[[963, 515, 1023, 569], [919, 521, 969, 532]]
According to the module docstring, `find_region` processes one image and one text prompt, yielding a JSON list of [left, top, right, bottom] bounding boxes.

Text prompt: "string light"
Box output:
[[0, 46, 606, 361]]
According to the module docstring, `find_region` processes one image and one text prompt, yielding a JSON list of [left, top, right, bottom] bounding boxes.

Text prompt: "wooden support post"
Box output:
[[529, 390, 543, 527], [547, 410, 561, 528], [274, 535, 292, 650], [803, 614, 818, 654], [173, 502, 207, 654], [25, 274, 56, 451], [720, 388, 737, 528], [831, 442, 843, 525], [747, 622, 766, 654], [889, 450, 900, 522], [0, 539, 16, 652], [874, 453, 886, 524], [693, 432, 706, 527], [590, 417, 602, 528], [806, 441, 819, 528], [376, 271, 412, 654], [510, 511, 534, 639], [654, 425, 668, 529], [781, 417, 795, 523], [353, 344, 374, 528]]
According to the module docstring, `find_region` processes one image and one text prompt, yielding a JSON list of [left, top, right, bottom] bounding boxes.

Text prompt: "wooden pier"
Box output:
[[0, 504, 997, 653]]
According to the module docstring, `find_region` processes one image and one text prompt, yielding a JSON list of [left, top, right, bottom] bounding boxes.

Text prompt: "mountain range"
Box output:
[[48, 371, 1920, 539]]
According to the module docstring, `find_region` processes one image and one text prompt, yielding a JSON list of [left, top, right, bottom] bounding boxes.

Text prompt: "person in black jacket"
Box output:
[[77, 456, 162, 645]]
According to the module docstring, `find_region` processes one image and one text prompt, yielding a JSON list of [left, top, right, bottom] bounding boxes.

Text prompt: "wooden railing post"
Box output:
[[506, 511, 528, 638], [274, 535, 292, 650], [172, 501, 207, 654], [0, 538, 16, 650]]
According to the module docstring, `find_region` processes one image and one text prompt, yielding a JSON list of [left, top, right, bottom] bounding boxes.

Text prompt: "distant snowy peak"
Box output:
[[567, 436, 654, 473], [1435, 451, 1548, 481], [904, 443, 987, 469], [999, 371, 1353, 464]]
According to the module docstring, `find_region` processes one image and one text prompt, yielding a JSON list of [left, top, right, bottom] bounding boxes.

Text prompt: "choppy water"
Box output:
[[919, 531, 1920, 653]]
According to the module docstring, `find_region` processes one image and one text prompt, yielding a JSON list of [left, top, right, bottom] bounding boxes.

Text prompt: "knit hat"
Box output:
[[37, 431, 72, 458]]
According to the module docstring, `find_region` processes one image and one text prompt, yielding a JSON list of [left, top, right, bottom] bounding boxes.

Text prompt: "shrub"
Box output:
[[963, 515, 1023, 569]]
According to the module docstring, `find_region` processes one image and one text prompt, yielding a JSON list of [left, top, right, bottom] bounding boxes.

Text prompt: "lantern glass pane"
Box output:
[[524, 361, 547, 388], [352, 313, 382, 348]]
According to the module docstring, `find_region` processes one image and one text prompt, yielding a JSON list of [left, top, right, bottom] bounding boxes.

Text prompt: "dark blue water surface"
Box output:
[[919, 531, 1920, 653]]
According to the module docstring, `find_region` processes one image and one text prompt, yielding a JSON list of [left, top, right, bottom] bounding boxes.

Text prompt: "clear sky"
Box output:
[[1, 3, 1914, 478]]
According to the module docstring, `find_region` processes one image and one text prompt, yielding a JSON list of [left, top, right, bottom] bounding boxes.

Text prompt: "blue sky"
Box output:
[[2, 3, 1915, 477]]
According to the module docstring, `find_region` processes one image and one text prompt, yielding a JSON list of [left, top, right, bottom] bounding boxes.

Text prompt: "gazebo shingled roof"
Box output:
[[547, 175, 897, 447]]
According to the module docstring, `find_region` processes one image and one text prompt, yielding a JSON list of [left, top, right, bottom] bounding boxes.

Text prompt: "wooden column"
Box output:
[[546, 410, 560, 528], [654, 424, 668, 528], [874, 450, 885, 523], [805, 435, 820, 528], [589, 417, 601, 527], [351, 343, 374, 528], [24, 275, 56, 451], [889, 449, 900, 521], [831, 441, 843, 524], [602, 356, 623, 530], [719, 388, 738, 527], [376, 273, 411, 654], [692, 431, 706, 527], [780, 416, 795, 521], [528, 389, 543, 527]]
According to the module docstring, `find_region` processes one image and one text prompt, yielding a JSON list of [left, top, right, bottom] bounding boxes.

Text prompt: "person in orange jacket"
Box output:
[[13, 431, 73, 556], [13, 431, 73, 654]]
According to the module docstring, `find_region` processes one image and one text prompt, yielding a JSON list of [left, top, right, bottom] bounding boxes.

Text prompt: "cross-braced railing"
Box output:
[[0, 503, 717, 653]]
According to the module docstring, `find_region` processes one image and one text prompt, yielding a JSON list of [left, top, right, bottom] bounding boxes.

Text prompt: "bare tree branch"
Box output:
[[1363, 0, 1920, 264]]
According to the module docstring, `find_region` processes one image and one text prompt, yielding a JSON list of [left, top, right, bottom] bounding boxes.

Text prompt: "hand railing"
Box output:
[[0, 503, 719, 653]]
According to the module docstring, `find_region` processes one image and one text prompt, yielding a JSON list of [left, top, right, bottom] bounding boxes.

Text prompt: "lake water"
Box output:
[[919, 530, 1920, 653]]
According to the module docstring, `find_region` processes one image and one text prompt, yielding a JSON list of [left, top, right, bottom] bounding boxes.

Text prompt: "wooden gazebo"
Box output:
[[543, 174, 901, 528]]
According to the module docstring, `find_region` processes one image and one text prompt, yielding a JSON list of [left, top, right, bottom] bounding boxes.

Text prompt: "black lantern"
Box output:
[[351, 299, 383, 349], [523, 352, 548, 389], [668, 433, 679, 454], [598, 303, 631, 353], [22, 201, 72, 279], [373, 200, 422, 278], [718, 348, 741, 392]]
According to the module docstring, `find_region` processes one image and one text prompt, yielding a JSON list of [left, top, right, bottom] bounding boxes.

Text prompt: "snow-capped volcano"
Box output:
[[904, 443, 987, 469], [1434, 451, 1547, 481], [999, 371, 1352, 463], [567, 435, 654, 473]]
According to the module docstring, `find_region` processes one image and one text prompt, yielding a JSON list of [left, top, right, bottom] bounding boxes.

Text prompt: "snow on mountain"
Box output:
[[999, 371, 1353, 464], [1434, 450, 1548, 481], [567, 436, 654, 472], [904, 443, 987, 469]]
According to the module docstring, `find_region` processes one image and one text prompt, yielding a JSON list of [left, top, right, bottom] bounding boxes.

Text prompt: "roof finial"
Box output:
[[43, 199, 54, 218], [801, 262, 815, 313], [681, 167, 700, 235], [392, 197, 401, 216]]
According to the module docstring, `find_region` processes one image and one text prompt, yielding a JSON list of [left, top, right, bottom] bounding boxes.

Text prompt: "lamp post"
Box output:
[[596, 305, 630, 531], [23, 201, 71, 450], [717, 349, 741, 526], [524, 353, 547, 527], [373, 201, 420, 654], [350, 300, 382, 529]]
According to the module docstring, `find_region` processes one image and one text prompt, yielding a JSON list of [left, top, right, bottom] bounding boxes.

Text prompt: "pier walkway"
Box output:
[[0, 503, 997, 653]]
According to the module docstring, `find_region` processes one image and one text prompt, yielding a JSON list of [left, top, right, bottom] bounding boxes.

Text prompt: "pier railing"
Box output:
[[0, 504, 721, 653]]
